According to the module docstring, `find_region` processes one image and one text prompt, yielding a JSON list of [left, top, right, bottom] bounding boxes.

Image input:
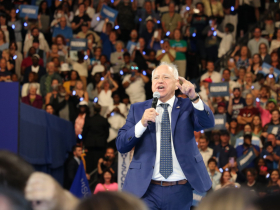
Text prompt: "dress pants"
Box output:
[[142, 181, 193, 210]]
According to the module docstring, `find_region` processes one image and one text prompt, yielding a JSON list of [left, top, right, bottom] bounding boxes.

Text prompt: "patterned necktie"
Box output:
[[160, 103, 173, 179]]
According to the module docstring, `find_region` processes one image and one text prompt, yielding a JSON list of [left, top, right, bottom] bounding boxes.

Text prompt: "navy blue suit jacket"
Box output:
[[116, 97, 215, 198]]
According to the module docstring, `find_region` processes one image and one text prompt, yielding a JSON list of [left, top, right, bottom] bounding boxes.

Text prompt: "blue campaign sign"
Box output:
[[70, 161, 91, 198], [100, 5, 119, 23], [19, 5, 39, 19], [235, 137, 261, 148], [70, 38, 87, 51], [260, 62, 280, 82], [192, 190, 206, 206], [209, 82, 229, 97], [237, 147, 256, 171], [267, 125, 280, 140]]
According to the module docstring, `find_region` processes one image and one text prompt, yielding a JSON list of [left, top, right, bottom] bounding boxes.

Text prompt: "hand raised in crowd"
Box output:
[[141, 108, 159, 127], [25, 172, 79, 210]]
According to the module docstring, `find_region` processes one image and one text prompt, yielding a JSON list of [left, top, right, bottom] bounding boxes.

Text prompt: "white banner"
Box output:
[[118, 152, 131, 190]]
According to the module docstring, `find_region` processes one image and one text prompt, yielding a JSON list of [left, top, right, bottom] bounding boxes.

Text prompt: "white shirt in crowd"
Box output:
[[75, 6, 95, 19], [199, 147, 213, 167], [269, 39, 280, 54], [122, 74, 146, 104], [200, 71, 222, 83], [106, 103, 127, 142], [135, 95, 205, 181], [216, 30, 233, 58], [98, 89, 113, 107]]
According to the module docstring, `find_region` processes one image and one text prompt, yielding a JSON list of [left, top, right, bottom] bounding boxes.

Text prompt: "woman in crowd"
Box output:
[[54, 35, 68, 58], [0, 29, 9, 51], [21, 72, 40, 97], [231, 45, 252, 69], [45, 79, 61, 104], [215, 170, 240, 191], [229, 119, 239, 147], [170, 29, 187, 78], [247, 54, 262, 75], [266, 170, 280, 195], [72, 80, 89, 102], [256, 100, 277, 128], [110, 41, 124, 73], [0, 58, 11, 81], [256, 158, 269, 185], [9, 41, 22, 79], [68, 51, 88, 89], [86, 34, 97, 57], [45, 104, 55, 115], [270, 52, 280, 69], [93, 169, 118, 194], [251, 115, 263, 138], [97, 71, 118, 107], [61, 1, 74, 23], [270, 28, 280, 54], [87, 72, 101, 101], [75, 100, 89, 137], [38, 1, 51, 44], [259, 43, 271, 64], [63, 70, 80, 95], [2, 49, 15, 74], [8, 8, 22, 52], [22, 83, 43, 109]]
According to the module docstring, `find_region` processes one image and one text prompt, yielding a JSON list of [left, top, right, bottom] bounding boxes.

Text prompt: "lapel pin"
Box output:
[[176, 106, 180, 108]]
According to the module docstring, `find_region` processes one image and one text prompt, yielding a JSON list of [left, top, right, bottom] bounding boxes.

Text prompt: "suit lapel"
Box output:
[[171, 97, 181, 139], [145, 100, 156, 151]]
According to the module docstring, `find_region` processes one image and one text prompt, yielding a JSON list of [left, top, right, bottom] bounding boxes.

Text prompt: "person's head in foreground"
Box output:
[[76, 191, 148, 210], [0, 150, 34, 193], [196, 188, 256, 210]]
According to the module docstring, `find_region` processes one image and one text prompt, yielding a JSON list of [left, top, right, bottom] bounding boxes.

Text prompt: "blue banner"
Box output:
[[70, 161, 91, 198], [235, 137, 261, 148], [19, 5, 39, 19], [100, 5, 119, 23], [192, 190, 206, 206], [70, 38, 87, 51], [237, 147, 256, 171], [260, 62, 280, 82], [209, 83, 229, 97]]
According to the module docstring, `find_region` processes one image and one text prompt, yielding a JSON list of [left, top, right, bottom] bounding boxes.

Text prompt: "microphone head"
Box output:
[[153, 92, 160, 99]]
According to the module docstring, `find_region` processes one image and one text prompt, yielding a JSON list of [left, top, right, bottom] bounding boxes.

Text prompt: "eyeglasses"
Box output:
[[131, 66, 139, 70]]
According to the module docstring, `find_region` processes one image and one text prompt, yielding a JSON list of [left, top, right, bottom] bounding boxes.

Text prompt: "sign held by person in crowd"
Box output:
[[19, 5, 39, 19], [260, 62, 280, 82], [100, 5, 118, 23], [267, 125, 280, 140], [209, 83, 229, 97], [204, 114, 226, 131], [70, 38, 87, 51], [70, 161, 91, 198], [237, 147, 256, 171], [118, 152, 131, 190]]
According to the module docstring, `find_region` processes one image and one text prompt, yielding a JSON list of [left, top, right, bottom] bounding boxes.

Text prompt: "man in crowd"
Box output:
[[156, 40, 175, 63], [23, 54, 46, 84], [227, 87, 246, 120], [237, 93, 259, 130], [213, 130, 237, 169], [97, 147, 118, 182], [247, 27, 269, 55], [261, 133, 280, 170], [200, 61, 222, 83], [208, 158, 221, 190], [122, 65, 149, 104], [199, 135, 213, 167], [161, 2, 181, 38], [82, 104, 110, 173], [65, 145, 90, 189], [40, 61, 62, 98], [52, 16, 73, 44]]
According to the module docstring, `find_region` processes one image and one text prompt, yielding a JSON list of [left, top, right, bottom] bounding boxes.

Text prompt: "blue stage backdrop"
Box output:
[[0, 82, 19, 153], [19, 103, 76, 185]]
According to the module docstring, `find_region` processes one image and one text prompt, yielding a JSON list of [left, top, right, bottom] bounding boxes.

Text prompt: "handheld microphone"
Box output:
[[148, 91, 160, 125]]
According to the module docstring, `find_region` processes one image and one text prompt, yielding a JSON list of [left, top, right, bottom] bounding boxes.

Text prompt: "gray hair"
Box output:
[[115, 40, 124, 49], [152, 62, 179, 80], [28, 83, 38, 91]]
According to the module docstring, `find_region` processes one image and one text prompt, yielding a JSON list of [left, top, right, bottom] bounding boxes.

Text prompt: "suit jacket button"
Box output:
[[152, 166, 154, 169], [128, 137, 132, 141], [207, 111, 209, 115]]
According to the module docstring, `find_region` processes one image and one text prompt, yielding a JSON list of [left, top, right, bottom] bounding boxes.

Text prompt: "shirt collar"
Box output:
[[157, 95, 175, 109], [74, 156, 81, 165]]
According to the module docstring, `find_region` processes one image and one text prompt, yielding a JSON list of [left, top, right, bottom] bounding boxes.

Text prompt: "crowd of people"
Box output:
[[1, 0, 280, 209]]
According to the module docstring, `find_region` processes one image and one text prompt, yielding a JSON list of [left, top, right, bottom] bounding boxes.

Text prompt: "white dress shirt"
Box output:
[[135, 95, 204, 181], [199, 147, 213, 167]]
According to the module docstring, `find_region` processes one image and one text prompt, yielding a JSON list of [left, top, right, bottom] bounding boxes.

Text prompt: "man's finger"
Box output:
[[176, 82, 182, 90], [178, 76, 187, 83]]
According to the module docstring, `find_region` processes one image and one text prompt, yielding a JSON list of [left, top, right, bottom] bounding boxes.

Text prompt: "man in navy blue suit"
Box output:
[[116, 62, 215, 210]]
